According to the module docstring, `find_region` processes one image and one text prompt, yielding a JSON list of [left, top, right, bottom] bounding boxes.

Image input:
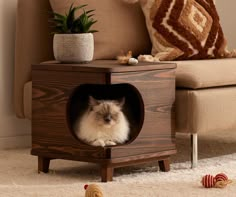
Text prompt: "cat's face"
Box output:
[[88, 96, 125, 128]]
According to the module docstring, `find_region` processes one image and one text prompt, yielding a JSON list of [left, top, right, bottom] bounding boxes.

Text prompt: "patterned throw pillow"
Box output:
[[124, 0, 235, 61]]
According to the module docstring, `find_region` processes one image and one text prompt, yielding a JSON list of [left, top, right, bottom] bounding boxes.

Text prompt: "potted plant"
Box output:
[[51, 3, 97, 63]]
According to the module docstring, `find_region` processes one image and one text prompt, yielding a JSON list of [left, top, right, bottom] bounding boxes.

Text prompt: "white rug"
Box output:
[[0, 131, 236, 197]]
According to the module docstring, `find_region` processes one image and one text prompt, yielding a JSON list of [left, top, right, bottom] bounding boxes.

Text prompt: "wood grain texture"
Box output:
[[110, 69, 176, 158], [38, 156, 51, 173], [101, 164, 113, 182], [32, 70, 110, 161], [36, 60, 176, 73], [32, 60, 177, 181], [159, 158, 170, 172]]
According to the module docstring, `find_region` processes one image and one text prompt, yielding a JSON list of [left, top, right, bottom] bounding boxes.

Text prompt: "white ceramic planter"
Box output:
[[53, 33, 94, 63]]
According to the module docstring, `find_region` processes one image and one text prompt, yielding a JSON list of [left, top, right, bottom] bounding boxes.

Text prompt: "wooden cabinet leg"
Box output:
[[101, 165, 113, 182], [158, 158, 170, 172], [38, 156, 51, 173]]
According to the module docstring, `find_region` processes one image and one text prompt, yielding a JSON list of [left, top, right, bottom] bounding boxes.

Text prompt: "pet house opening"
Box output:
[[67, 84, 144, 147]]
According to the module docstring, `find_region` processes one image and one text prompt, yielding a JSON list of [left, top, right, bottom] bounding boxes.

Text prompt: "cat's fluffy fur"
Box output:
[[123, 0, 139, 3], [74, 96, 130, 147]]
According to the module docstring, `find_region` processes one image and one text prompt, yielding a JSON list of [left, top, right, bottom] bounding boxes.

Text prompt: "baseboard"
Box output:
[[0, 135, 31, 149]]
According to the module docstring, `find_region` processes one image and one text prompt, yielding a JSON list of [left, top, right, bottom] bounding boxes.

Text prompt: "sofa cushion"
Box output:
[[176, 87, 236, 133], [175, 59, 236, 89], [15, 0, 53, 118], [125, 0, 235, 61], [49, 0, 151, 60]]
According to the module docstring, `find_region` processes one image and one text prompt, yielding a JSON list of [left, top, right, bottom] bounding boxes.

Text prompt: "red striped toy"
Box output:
[[201, 174, 216, 188], [201, 173, 232, 188], [215, 173, 228, 182]]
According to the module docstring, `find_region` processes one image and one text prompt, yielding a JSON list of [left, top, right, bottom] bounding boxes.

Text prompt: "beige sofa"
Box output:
[[14, 0, 236, 168]]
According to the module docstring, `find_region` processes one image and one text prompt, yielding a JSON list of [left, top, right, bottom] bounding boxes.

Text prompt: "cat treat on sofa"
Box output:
[[117, 51, 139, 65]]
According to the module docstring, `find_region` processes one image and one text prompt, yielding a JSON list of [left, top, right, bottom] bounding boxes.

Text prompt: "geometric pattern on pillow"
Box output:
[[137, 0, 235, 61]]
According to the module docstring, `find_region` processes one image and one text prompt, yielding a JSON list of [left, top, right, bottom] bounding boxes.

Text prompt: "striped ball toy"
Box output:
[[215, 173, 228, 182], [201, 174, 216, 188], [201, 173, 232, 188]]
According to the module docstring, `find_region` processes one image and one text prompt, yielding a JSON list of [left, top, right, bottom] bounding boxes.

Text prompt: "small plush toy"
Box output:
[[117, 51, 138, 65], [84, 184, 104, 197], [201, 173, 232, 188]]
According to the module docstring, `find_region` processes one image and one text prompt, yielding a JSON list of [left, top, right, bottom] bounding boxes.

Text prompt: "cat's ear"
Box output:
[[89, 96, 99, 106], [117, 97, 125, 108]]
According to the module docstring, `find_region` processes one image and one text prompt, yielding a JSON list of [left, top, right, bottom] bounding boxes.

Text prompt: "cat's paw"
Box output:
[[91, 139, 106, 147], [105, 140, 117, 146]]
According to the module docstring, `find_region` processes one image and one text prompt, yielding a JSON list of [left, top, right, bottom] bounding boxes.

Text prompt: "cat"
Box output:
[[74, 96, 130, 147]]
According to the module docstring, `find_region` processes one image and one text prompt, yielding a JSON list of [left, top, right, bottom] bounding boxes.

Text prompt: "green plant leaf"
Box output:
[[53, 12, 66, 20], [49, 18, 65, 24], [55, 24, 68, 33], [88, 30, 98, 33], [83, 20, 97, 33], [87, 14, 95, 18], [85, 9, 95, 15], [49, 3, 97, 34], [66, 7, 76, 29], [71, 18, 82, 33], [67, 4, 88, 29]]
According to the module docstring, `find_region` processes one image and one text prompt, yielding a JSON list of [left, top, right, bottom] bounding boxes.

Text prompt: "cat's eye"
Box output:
[[111, 113, 118, 119], [96, 112, 104, 117]]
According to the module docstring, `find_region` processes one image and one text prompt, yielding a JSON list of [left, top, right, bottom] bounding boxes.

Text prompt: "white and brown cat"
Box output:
[[74, 96, 130, 147]]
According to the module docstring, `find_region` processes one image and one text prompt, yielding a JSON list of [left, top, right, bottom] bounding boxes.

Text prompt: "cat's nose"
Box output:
[[104, 115, 111, 123]]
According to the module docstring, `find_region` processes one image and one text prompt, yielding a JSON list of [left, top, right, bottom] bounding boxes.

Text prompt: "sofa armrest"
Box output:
[[14, 0, 54, 118]]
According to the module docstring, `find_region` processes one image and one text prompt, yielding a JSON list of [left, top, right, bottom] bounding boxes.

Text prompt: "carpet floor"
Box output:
[[0, 131, 236, 197]]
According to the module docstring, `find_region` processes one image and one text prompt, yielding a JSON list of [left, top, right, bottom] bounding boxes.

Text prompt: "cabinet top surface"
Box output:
[[32, 60, 176, 73]]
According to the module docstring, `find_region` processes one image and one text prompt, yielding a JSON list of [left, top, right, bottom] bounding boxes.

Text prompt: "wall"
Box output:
[[0, 0, 31, 149], [0, 0, 235, 149], [216, 1, 236, 49]]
